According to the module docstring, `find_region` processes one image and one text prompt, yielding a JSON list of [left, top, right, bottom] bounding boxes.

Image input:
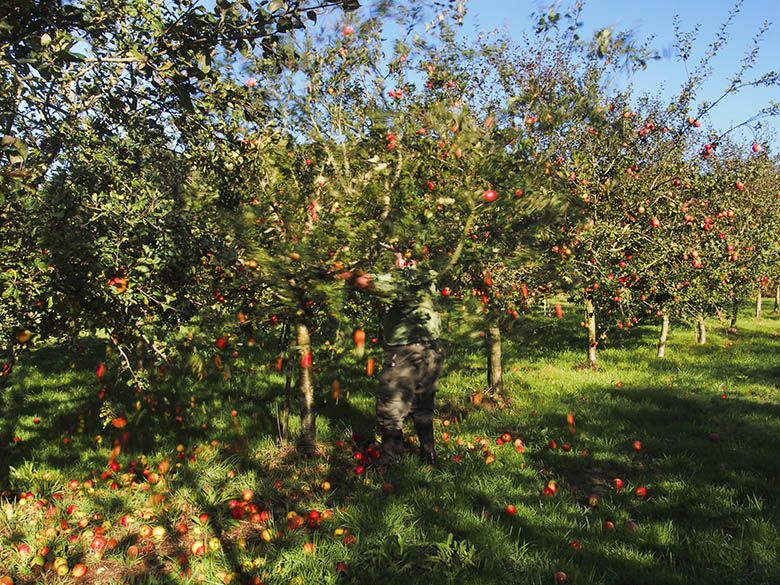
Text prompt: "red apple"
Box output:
[[482, 189, 498, 202], [505, 504, 517, 516], [191, 541, 206, 556], [612, 478, 623, 492], [635, 486, 648, 498], [90, 535, 107, 552], [632, 440, 642, 452]]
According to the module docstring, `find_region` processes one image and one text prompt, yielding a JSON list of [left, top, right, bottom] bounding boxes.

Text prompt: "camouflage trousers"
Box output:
[[376, 341, 443, 434]]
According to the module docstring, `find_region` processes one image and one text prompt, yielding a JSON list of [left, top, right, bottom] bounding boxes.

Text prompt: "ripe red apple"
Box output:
[[651, 217, 661, 228], [71, 564, 88, 578], [752, 142, 762, 153], [441, 287, 451, 297], [482, 189, 498, 202], [603, 519, 616, 531], [246, 77, 258, 88], [95, 362, 107, 380], [632, 440, 642, 452], [735, 182, 744, 191], [191, 541, 206, 556], [505, 504, 517, 516], [554, 571, 568, 583], [216, 337, 228, 350], [90, 535, 107, 552], [612, 478, 624, 492], [342, 25, 355, 36], [635, 486, 647, 498]]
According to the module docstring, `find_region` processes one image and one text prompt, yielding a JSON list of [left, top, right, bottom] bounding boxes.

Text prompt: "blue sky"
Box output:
[[459, 1, 780, 141]]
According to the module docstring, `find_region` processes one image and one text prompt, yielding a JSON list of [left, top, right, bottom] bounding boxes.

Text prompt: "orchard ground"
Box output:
[[1, 303, 779, 585]]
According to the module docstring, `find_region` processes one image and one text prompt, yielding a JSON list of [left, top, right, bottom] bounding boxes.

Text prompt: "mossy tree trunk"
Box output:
[[585, 298, 597, 367], [486, 323, 502, 393], [296, 322, 316, 455], [657, 314, 670, 358], [695, 314, 707, 345], [729, 299, 739, 329]]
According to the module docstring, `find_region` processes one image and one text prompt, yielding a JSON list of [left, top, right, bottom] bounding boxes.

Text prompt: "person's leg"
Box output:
[[376, 346, 417, 463], [412, 343, 443, 464]]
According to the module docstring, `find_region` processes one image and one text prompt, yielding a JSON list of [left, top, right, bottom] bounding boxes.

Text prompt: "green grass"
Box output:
[[1, 304, 779, 585]]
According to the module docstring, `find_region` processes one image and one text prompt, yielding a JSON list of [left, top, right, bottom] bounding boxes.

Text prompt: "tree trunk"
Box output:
[[486, 324, 503, 393], [695, 314, 707, 345], [657, 314, 670, 358], [729, 299, 739, 329], [756, 289, 762, 320], [279, 337, 294, 442], [774, 285, 780, 313], [585, 298, 597, 367], [296, 322, 316, 455]]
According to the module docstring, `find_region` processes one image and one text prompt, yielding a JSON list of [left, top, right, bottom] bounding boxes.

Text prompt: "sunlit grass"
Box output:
[[0, 305, 778, 584]]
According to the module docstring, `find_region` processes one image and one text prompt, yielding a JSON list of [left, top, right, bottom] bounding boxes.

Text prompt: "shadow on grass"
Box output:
[[1, 311, 780, 585]]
